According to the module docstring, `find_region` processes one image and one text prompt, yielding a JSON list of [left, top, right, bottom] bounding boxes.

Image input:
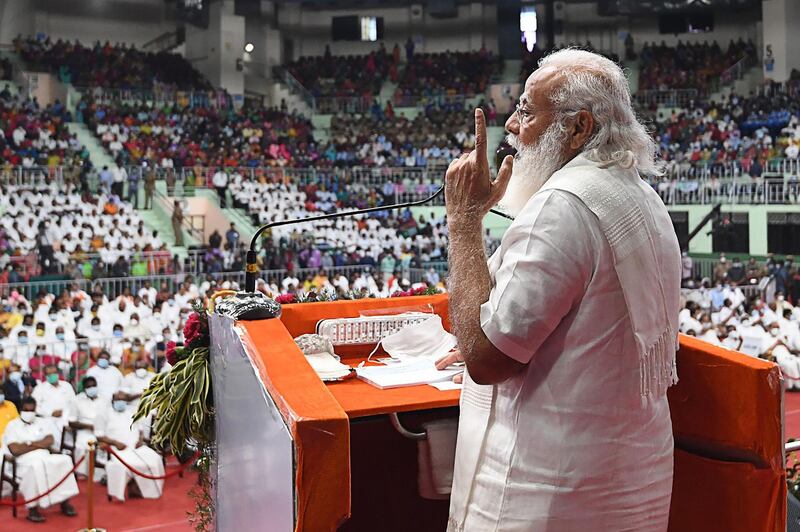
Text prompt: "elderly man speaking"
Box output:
[[439, 49, 681, 531]]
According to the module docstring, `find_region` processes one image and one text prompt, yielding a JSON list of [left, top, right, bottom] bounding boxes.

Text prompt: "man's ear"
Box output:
[[568, 110, 595, 150]]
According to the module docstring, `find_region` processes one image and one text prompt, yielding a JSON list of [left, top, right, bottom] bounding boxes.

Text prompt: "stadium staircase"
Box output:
[[140, 180, 198, 255], [66, 122, 195, 256], [67, 122, 116, 169]]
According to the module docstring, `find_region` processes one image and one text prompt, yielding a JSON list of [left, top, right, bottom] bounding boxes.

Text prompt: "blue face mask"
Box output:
[[18, 337, 28, 345], [56, 333, 65, 341], [85, 387, 98, 398], [113, 330, 123, 338], [9, 371, 21, 383], [49, 314, 57, 321], [112, 400, 127, 412], [97, 358, 110, 369]]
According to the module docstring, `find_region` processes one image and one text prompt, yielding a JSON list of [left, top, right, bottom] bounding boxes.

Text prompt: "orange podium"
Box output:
[[209, 294, 786, 532]]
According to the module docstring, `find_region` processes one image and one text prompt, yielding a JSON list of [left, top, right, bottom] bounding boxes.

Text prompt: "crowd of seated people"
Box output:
[[638, 39, 757, 92], [227, 172, 455, 273], [15, 35, 210, 91], [394, 48, 501, 102], [327, 101, 475, 167], [650, 87, 800, 178], [83, 99, 316, 169], [679, 255, 800, 388], [0, 181, 170, 277], [285, 44, 397, 99], [0, 89, 88, 171]]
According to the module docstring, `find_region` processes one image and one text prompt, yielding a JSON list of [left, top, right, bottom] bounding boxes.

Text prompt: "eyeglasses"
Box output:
[[515, 103, 534, 124]]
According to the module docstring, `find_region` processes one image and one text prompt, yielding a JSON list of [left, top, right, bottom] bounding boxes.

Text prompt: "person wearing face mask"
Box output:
[[2, 397, 79, 522], [161, 297, 180, 329], [96, 393, 165, 502], [126, 313, 147, 338], [10, 329, 34, 372], [69, 376, 104, 479], [121, 360, 154, 409], [86, 350, 124, 400], [0, 388, 19, 440], [31, 364, 76, 442], [3, 364, 30, 410], [85, 316, 106, 355]]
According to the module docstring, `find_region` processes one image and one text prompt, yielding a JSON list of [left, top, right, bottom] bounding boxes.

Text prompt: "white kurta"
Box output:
[[85, 366, 124, 400], [449, 187, 675, 531], [31, 382, 76, 446], [95, 407, 164, 501], [2, 418, 79, 508], [69, 393, 102, 477]]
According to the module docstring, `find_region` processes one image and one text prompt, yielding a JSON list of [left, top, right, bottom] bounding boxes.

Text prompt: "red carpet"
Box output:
[[787, 391, 800, 441], [0, 457, 197, 531]]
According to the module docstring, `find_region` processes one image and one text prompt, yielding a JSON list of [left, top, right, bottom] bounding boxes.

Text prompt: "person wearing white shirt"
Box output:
[[69, 377, 106, 479], [121, 361, 154, 407], [2, 398, 79, 523], [96, 394, 165, 501], [439, 50, 679, 532], [31, 365, 76, 445], [212, 169, 229, 207], [86, 351, 124, 401]]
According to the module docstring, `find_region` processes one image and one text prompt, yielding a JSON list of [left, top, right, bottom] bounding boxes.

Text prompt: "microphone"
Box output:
[[244, 184, 513, 293]]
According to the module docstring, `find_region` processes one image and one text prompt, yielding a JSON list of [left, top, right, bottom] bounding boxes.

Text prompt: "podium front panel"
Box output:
[[210, 315, 295, 531]]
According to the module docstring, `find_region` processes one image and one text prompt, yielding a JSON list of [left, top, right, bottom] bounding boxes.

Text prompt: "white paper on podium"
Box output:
[[356, 359, 463, 389], [429, 380, 463, 391]]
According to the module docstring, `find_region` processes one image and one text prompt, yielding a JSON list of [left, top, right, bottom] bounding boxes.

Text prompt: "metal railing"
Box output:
[[0, 265, 448, 301], [0, 165, 65, 186], [76, 86, 233, 109], [392, 92, 475, 109], [651, 179, 800, 205], [636, 89, 699, 107]]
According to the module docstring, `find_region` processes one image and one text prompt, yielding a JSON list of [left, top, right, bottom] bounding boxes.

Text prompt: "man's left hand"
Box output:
[[445, 108, 514, 228]]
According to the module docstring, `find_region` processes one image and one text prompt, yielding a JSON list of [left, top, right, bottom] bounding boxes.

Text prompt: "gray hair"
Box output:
[[538, 48, 662, 176]]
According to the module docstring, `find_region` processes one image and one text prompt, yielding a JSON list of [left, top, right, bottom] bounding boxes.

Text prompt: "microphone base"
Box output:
[[213, 291, 281, 321]]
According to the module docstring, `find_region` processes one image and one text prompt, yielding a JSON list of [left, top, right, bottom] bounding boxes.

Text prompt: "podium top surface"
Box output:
[[325, 357, 460, 418]]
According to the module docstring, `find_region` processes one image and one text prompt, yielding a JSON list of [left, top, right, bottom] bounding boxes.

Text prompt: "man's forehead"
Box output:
[[523, 66, 561, 102]]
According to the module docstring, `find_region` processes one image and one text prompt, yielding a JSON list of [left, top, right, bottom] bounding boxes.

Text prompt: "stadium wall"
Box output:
[[30, 0, 176, 47], [0, 0, 35, 45], [279, 1, 498, 60], [547, 1, 761, 61]]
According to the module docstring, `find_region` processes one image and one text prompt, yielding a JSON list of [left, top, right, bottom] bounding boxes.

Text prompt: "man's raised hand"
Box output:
[[445, 108, 514, 226]]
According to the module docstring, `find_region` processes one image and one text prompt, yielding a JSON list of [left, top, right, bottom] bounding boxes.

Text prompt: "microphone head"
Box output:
[[495, 140, 517, 168]]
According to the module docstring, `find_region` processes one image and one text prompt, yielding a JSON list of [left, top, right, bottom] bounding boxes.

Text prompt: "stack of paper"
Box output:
[[356, 360, 462, 390]]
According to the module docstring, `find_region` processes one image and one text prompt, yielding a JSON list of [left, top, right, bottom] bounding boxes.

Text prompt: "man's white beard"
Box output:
[[499, 123, 567, 217]]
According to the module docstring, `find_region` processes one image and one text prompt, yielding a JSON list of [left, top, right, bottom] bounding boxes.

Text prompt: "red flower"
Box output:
[[275, 293, 296, 304], [183, 313, 203, 347], [165, 341, 178, 365], [411, 285, 428, 295]]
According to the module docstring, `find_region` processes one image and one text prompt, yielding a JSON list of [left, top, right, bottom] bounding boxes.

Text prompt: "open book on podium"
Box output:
[[207, 293, 786, 532]]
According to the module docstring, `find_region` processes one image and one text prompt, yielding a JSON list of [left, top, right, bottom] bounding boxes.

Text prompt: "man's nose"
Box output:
[[505, 112, 519, 135]]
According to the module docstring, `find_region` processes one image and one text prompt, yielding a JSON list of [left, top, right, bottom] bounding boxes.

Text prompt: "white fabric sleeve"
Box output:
[[480, 190, 595, 364]]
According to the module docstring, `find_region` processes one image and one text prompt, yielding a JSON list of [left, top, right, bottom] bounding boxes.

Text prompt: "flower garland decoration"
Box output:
[[274, 284, 441, 305], [134, 299, 214, 532]]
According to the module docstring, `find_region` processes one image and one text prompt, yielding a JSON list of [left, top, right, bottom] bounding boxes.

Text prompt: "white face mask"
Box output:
[[378, 314, 457, 362], [20, 411, 36, 423], [135, 368, 147, 378], [771, 328, 781, 338]]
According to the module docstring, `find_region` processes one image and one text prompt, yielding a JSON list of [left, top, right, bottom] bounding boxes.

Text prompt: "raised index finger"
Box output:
[[474, 107, 487, 166]]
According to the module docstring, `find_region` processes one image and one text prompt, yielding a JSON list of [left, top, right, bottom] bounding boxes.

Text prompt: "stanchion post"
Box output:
[[77, 440, 106, 532], [87, 440, 94, 530]]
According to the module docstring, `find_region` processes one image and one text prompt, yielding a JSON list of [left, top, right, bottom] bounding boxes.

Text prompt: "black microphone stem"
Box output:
[[244, 184, 513, 293]]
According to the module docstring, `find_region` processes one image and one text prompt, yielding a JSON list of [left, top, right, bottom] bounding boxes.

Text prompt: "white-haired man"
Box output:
[[438, 49, 681, 531]]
